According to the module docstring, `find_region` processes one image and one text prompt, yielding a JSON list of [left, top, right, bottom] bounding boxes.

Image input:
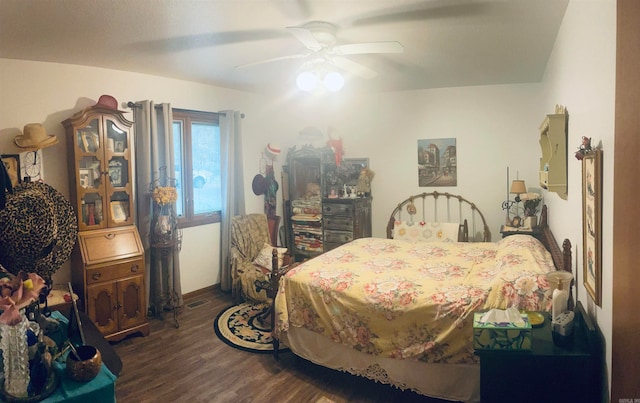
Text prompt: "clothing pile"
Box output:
[[291, 198, 323, 253]]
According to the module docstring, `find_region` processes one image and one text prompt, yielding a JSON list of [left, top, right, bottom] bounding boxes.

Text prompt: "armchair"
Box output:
[[230, 214, 283, 303]]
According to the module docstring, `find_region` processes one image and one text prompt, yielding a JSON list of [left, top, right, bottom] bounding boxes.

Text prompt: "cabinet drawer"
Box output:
[[86, 258, 143, 285], [323, 242, 343, 252], [324, 216, 354, 231], [323, 203, 353, 216], [324, 230, 353, 244]]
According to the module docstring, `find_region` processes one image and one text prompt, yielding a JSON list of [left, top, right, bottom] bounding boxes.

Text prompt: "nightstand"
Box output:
[[475, 302, 601, 403], [499, 224, 542, 239]]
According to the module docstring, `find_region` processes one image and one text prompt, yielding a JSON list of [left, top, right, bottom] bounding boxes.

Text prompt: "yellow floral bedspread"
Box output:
[[274, 235, 556, 364]]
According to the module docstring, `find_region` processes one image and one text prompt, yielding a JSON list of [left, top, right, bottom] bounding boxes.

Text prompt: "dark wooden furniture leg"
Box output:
[[253, 248, 297, 360]]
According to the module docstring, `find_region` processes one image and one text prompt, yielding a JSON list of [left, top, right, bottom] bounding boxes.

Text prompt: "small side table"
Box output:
[[151, 240, 180, 328], [475, 302, 601, 403], [499, 224, 543, 240]]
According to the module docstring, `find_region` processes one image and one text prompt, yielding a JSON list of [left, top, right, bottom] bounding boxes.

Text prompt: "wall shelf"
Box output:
[[539, 105, 568, 200]]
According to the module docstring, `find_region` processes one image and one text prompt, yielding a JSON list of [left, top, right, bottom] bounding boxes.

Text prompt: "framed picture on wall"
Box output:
[[1, 154, 21, 187], [417, 138, 457, 187], [582, 149, 602, 306]]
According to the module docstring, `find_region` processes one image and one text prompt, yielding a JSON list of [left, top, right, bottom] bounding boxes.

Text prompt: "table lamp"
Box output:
[[502, 177, 527, 226]]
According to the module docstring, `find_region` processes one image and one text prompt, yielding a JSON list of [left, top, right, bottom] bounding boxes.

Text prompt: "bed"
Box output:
[[273, 193, 572, 403]]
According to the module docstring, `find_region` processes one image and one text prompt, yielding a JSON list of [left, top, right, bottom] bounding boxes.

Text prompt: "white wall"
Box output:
[[539, 0, 616, 395]]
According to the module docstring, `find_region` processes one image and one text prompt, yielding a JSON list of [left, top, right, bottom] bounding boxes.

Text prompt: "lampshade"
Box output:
[[296, 71, 318, 92], [323, 71, 345, 92], [510, 180, 527, 194]]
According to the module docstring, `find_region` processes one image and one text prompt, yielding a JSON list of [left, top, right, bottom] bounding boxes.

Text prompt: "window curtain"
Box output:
[[133, 101, 184, 313], [219, 110, 245, 292]]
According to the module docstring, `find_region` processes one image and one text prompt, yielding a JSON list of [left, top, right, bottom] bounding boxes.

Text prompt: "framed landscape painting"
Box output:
[[417, 138, 457, 187], [582, 149, 602, 306]]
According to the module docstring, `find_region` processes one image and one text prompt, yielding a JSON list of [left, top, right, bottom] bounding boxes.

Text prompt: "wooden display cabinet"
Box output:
[[63, 105, 149, 341], [63, 106, 135, 231]]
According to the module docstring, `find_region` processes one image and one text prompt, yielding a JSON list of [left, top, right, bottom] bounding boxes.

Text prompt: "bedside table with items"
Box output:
[[474, 302, 602, 403], [499, 224, 543, 239]]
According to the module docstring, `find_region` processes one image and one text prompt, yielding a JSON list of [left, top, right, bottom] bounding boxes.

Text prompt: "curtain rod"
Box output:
[[127, 101, 244, 118], [219, 111, 245, 119]]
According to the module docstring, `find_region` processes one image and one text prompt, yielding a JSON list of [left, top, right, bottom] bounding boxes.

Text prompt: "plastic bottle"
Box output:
[[552, 278, 568, 322]]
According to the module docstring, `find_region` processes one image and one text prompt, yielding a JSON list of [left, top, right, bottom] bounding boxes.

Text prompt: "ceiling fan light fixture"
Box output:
[[323, 71, 344, 92], [296, 71, 318, 91]]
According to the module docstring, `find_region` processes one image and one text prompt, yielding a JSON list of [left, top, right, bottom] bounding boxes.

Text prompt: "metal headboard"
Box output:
[[386, 191, 491, 242]]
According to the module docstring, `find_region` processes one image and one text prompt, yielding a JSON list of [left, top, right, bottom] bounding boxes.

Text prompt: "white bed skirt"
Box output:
[[281, 326, 480, 403]]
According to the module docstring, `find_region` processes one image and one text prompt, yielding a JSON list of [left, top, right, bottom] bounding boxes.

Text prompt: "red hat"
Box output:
[[93, 95, 124, 112], [266, 143, 281, 159]]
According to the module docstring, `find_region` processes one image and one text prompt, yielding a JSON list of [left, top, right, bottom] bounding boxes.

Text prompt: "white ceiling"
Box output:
[[0, 0, 569, 95]]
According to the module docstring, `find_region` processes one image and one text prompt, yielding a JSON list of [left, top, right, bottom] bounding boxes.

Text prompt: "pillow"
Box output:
[[393, 221, 459, 242], [253, 243, 288, 271]]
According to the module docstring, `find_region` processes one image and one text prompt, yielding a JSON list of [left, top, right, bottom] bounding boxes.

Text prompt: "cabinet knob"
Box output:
[[131, 264, 139, 273], [105, 233, 116, 240], [92, 272, 102, 281]]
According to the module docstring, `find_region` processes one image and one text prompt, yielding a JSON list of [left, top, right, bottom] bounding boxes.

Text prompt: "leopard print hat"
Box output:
[[0, 181, 78, 284]]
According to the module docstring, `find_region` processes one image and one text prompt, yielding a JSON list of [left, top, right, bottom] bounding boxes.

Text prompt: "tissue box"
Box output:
[[473, 312, 532, 351]]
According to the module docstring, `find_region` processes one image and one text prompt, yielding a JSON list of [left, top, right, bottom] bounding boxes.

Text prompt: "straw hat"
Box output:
[[13, 123, 58, 151], [0, 182, 77, 283]]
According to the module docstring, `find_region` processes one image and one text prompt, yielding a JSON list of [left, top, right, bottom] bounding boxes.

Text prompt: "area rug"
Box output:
[[214, 302, 288, 354]]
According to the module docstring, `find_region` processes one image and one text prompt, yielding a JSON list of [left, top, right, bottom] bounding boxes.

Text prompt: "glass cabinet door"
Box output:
[[105, 117, 133, 227], [72, 115, 134, 230], [78, 155, 105, 229], [75, 117, 105, 231], [106, 118, 128, 153], [76, 119, 101, 153]]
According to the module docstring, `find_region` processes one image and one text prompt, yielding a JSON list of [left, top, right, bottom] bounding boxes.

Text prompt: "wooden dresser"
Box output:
[[322, 198, 372, 252], [284, 146, 372, 260], [63, 104, 149, 342]]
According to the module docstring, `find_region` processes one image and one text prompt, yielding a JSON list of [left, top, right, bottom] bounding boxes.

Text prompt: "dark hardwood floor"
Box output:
[[112, 288, 456, 403]]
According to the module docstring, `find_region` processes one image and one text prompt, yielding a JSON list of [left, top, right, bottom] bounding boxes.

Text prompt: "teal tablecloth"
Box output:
[[43, 356, 116, 403], [0, 311, 117, 403]]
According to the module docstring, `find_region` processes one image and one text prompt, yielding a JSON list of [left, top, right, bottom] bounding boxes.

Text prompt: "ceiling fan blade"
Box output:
[[235, 53, 309, 69], [286, 26, 323, 51], [333, 41, 404, 56], [332, 57, 378, 79]]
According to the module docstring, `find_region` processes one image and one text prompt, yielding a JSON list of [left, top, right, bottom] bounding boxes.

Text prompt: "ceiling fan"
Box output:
[[235, 20, 404, 80]]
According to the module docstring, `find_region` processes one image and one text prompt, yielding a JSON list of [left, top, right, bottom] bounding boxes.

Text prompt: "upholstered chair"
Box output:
[[230, 214, 284, 303]]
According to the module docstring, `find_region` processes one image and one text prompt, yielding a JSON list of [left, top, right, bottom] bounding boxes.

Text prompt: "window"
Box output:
[[172, 109, 221, 227]]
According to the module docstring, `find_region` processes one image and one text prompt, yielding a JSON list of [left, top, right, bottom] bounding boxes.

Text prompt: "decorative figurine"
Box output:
[[575, 136, 592, 160], [356, 167, 375, 196]]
